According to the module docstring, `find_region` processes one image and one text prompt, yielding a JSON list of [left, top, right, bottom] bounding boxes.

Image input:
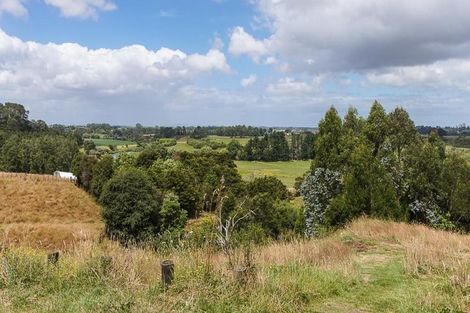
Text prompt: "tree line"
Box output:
[[0, 103, 80, 174], [301, 101, 470, 236], [72, 145, 303, 245], [234, 132, 314, 161]]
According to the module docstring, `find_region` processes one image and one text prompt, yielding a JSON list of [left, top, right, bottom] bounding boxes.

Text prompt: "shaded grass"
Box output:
[[235, 160, 311, 187]]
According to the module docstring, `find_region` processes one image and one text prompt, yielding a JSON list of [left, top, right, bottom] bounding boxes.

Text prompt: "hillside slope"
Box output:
[[1, 218, 470, 312], [0, 173, 103, 250]]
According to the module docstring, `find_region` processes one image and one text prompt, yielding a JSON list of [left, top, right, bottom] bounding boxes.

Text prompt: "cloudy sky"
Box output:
[[0, 0, 469, 126]]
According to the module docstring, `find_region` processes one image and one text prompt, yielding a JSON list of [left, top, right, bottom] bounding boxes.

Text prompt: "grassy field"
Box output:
[[91, 138, 137, 147], [447, 146, 470, 163], [235, 160, 311, 187], [2, 218, 470, 312], [206, 135, 252, 145], [170, 136, 252, 153], [0, 173, 102, 250]]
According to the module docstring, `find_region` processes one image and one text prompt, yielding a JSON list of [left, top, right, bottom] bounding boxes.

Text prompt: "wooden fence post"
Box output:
[[100, 256, 112, 274], [161, 260, 174, 288], [47, 251, 60, 264], [233, 265, 248, 284]]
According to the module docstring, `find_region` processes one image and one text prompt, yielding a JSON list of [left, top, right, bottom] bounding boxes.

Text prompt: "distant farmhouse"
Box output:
[[53, 171, 77, 181]]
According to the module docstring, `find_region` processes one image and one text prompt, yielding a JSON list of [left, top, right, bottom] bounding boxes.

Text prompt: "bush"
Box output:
[[100, 169, 161, 243], [159, 192, 188, 232], [247, 176, 290, 201]]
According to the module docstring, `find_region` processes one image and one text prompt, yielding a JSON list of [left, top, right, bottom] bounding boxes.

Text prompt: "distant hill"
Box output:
[[0, 173, 103, 250]]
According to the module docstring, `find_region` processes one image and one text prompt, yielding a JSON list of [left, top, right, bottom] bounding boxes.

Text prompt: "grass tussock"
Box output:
[[345, 217, 470, 282]]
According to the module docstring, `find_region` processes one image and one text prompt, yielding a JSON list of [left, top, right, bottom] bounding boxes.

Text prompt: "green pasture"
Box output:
[[447, 146, 470, 163], [235, 160, 311, 188], [92, 138, 137, 147]]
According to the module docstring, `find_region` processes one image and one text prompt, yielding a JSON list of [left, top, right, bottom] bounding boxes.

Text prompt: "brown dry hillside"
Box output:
[[0, 172, 103, 250]]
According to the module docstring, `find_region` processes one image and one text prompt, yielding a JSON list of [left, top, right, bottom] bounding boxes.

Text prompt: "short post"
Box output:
[[47, 250, 60, 265], [233, 265, 248, 284], [161, 260, 174, 288], [100, 255, 112, 274]]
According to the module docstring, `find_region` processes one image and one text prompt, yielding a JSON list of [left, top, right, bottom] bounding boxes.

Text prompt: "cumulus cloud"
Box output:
[[44, 0, 117, 19], [366, 58, 470, 91], [0, 0, 27, 16], [242, 0, 470, 73], [0, 29, 229, 98], [267, 77, 321, 95], [228, 26, 269, 62], [241, 74, 257, 87]]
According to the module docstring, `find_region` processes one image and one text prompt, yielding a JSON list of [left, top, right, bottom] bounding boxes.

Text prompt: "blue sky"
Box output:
[[0, 0, 469, 126]]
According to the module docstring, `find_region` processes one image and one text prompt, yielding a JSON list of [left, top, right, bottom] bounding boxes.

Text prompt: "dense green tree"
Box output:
[[159, 192, 188, 232], [83, 140, 96, 154], [313, 106, 343, 170], [440, 153, 470, 229], [388, 107, 418, 161], [0, 103, 30, 131], [242, 194, 298, 238], [149, 159, 200, 217], [325, 141, 401, 227], [71, 153, 97, 192], [113, 153, 137, 173], [100, 169, 161, 243], [247, 176, 289, 201], [135, 144, 167, 168], [343, 107, 363, 135], [90, 155, 114, 198], [0, 134, 79, 174], [227, 140, 243, 159], [364, 101, 389, 156]]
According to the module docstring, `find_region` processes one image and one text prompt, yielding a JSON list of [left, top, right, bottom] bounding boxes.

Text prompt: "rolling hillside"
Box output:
[[0, 173, 103, 250]]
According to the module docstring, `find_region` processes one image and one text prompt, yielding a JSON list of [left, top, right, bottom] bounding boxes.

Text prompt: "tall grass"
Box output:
[[2, 218, 470, 311]]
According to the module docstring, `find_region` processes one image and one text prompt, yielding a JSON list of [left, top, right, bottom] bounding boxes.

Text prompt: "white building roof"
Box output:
[[54, 171, 77, 180]]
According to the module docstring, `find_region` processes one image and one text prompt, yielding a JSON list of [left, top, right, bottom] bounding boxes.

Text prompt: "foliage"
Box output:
[[0, 133, 79, 174], [301, 101, 470, 234], [159, 192, 188, 232], [71, 153, 97, 192], [90, 155, 114, 198], [242, 132, 291, 161], [100, 169, 161, 243], [312, 107, 343, 171], [246, 176, 289, 201], [300, 168, 342, 237], [83, 140, 96, 154]]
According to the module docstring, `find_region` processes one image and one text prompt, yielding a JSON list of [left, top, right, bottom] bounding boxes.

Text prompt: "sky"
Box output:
[[0, 0, 469, 126]]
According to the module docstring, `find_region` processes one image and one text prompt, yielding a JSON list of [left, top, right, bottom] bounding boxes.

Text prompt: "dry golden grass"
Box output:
[[344, 217, 470, 279], [0, 173, 103, 250], [257, 237, 353, 268]]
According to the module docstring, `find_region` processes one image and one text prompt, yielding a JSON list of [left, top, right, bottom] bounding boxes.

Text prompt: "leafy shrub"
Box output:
[[100, 169, 161, 243]]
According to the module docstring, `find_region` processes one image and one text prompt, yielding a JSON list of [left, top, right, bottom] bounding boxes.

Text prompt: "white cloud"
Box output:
[[228, 26, 269, 62], [158, 10, 173, 18], [366, 58, 470, 91], [247, 0, 470, 73], [0, 0, 27, 16], [44, 0, 117, 19], [267, 77, 321, 95], [210, 33, 224, 50], [0, 29, 229, 97], [241, 74, 257, 87]]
